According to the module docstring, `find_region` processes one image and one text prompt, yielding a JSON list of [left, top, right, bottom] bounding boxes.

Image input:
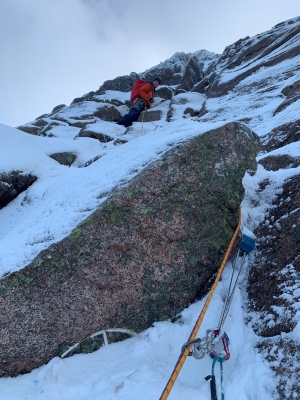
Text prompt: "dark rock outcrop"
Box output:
[[260, 119, 300, 154], [17, 125, 41, 135], [0, 122, 259, 377], [51, 104, 67, 114], [177, 56, 205, 92], [258, 154, 300, 171], [248, 173, 300, 332], [0, 172, 37, 209], [247, 173, 300, 397], [17, 120, 68, 137], [97, 72, 139, 93], [274, 79, 300, 115], [204, 17, 300, 99], [155, 86, 173, 100], [184, 107, 200, 117], [137, 110, 162, 123], [49, 152, 77, 166], [93, 105, 122, 122], [77, 129, 114, 143]]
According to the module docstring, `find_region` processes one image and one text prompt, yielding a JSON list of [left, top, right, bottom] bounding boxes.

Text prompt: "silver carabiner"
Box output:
[[191, 329, 217, 360], [181, 329, 218, 360]]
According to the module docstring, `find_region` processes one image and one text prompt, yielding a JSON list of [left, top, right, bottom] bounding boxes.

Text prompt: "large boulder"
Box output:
[[155, 86, 174, 100], [137, 110, 162, 123], [0, 122, 260, 377], [93, 105, 122, 122], [77, 129, 114, 143]]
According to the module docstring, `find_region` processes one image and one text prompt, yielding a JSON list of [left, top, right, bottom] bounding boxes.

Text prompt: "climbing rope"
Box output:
[[141, 111, 145, 135], [159, 207, 242, 400], [147, 112, 158, 130], [140, 109, 158, 135]]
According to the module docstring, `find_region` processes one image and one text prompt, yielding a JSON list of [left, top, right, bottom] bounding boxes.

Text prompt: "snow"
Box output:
[[1, 25, 300, 399]]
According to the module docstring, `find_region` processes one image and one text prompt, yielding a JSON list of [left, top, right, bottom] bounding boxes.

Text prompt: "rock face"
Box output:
[[0, 122, 259, 377], [202, 19, 300, 99], [0, 172, 37, 209], [248, 172, 300, 336], [247, 170, 300, 399], [260, 119, 300, 154], [274, 79, 300, 115]]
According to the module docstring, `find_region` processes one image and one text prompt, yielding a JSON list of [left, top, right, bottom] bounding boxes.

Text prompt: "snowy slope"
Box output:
[[0, 17, 300, 400]]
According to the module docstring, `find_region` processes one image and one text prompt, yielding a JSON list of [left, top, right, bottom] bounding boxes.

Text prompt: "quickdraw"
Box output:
[[205, 355, 226, 400], [181, 329, 230, 361]]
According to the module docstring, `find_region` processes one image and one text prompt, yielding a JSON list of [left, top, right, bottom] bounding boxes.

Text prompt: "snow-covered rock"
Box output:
[[1, 15, 300, 400]]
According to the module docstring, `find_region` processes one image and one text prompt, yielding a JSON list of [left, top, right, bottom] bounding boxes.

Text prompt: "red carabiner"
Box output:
[[209, 331, 230, 361]]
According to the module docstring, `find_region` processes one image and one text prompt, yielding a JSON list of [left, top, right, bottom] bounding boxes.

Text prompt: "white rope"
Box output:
[[61, 343, 80, 358], [61, 327, 138, 358], [90, 328, 138, 339], [217, 250, 247, 331]]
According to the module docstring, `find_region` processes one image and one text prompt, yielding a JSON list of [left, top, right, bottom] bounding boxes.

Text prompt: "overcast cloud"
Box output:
[[1, 0, 299, 127]]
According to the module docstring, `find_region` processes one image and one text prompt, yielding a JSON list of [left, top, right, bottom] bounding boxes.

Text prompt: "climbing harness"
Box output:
[[159, 209, 256, 399]]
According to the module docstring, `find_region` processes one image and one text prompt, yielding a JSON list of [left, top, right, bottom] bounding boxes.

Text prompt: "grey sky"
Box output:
[[1, 0, 299, 127]]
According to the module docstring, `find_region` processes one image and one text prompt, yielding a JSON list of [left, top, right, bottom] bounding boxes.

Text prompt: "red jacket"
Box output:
[[139, 82, 154, 108]]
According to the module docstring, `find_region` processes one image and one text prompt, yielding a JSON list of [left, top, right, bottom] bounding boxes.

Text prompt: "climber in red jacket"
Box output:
[[117, 77, 161, 127]]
